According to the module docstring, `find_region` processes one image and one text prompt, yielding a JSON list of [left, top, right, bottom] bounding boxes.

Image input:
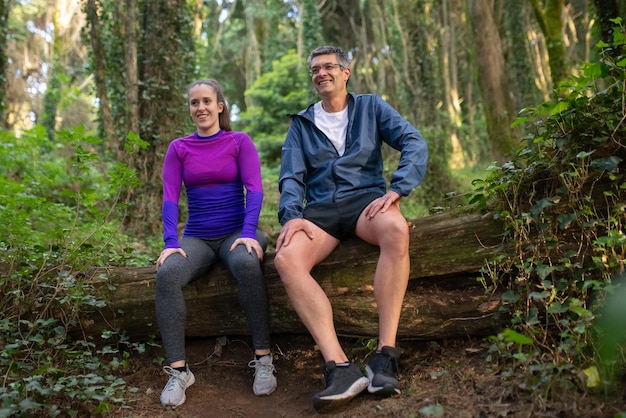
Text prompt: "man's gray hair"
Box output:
[[307, 45, 350, 69]]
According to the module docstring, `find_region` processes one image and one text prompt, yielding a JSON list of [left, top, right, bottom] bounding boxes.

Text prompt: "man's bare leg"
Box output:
[[274, 221, 347, 363]]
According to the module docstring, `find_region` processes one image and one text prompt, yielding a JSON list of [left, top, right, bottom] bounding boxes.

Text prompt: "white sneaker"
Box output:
[[160, 365, 195, 407], [248, 354, 277, 396]]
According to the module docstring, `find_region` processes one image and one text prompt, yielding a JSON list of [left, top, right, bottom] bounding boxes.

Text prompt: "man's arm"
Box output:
[[375, 95, 429, 196], [278, 118, 308, 225]]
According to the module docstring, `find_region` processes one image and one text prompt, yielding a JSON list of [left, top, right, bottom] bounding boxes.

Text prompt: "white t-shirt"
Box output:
[[314, 102, 348, 156]]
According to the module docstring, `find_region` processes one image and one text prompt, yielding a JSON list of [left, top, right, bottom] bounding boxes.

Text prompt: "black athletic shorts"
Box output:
[[302, 192, 383, 240]]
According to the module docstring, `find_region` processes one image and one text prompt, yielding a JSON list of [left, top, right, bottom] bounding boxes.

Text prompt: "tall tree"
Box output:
[[84, 0, 196, 237], [297, 0, 324, 66], [440, 0, 465, 168], [0, 0, 93, 134], [3, 0, 56, 130], [467, 0, 519, 160], [85, 0, 114, 140], [41, 0, 90, 140], [123, 0, 138, 136], [528, 0, 569, 87], [132, 0, 195, 236], [0, 0, 12, 125], [502, 1, 540, 111]]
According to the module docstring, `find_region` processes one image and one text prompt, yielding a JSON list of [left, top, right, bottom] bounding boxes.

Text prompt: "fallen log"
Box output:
[[82, 211, 506, 341]]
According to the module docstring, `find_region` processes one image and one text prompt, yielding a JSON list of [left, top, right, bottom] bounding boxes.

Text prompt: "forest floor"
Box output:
[[112, 334, 626, 418]]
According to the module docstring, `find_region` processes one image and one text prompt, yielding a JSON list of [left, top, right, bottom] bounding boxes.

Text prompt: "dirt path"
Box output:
[[120, 334, 625, 418]]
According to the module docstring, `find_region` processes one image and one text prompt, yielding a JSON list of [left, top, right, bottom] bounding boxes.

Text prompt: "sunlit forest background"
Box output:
[[1, 0, 626, 416], [2, 0, 623, 248]]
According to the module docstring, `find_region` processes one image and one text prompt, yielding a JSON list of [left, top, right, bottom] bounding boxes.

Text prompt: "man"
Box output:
[[274, 45, 428, 413]]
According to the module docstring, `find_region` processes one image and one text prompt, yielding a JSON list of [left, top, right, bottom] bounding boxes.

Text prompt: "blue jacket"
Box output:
[[278, 93, 428, 225]]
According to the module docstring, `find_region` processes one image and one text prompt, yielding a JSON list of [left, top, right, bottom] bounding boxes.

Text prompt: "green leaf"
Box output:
[[528, 290, 550, 300], [501, 290, 520, 303], [550, 101, 569, 115], [569, 306, 592, 318], [591, 156, 622, 172], [557, 213, 576, 229], [536, 263, 554, 280], [530, 198, 554, 215], [502, 328, 533, 345], [583, 366, 600, 388], [547, 301, 568, 314], [511, 116, 529, 128], [582, 62, 603, 78], [575, 151, 594, 159], [93, 401, 113, 414]]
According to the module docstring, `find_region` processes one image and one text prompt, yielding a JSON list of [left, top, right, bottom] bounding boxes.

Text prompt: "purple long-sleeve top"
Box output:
[[161, 129, 264, 249]]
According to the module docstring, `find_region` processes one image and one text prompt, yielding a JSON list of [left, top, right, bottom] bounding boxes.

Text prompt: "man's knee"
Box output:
[[380, 219, 410, 252], [273, 251, 289, 276], [273, 250, 300, 285]]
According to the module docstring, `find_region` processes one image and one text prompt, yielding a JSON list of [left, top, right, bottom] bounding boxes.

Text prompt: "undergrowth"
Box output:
[[0, 126, 152, 417], [471, 19, 626, 405]]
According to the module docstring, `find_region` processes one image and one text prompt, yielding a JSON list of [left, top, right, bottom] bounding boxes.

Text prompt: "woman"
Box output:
[[155, 79, 276, 408]]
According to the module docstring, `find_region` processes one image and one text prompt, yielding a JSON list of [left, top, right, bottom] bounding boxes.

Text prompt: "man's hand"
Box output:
[[362, 191, 401, 220], [230, 237, 264, 262], [276, 218, 315, 251], [156, 247, 187, 268]]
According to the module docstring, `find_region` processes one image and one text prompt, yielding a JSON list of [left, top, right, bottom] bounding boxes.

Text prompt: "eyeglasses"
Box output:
[[309, 63, 344, 76]]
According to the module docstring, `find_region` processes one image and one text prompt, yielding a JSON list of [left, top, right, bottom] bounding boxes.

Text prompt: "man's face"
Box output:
[[309, 54, 350, 97]]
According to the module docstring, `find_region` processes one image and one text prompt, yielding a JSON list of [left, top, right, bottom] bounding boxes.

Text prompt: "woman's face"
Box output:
[[188, 84, 224, 136]]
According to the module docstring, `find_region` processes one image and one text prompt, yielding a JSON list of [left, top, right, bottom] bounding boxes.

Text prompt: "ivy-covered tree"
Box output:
[[467, 0, 520, 160], [84, 0, 196, 237], [0, 0, 11, 125], [528, 0, 569, 87]]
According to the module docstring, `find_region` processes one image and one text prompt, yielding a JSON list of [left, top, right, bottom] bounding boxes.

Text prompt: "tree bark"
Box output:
[[528, 0, 569, 86], [85, 0, 115, 140], [467, 0, 520, 161], [80, 212, 506, 342], [0, 0, 13, 128], [123, 0, 138, 136]]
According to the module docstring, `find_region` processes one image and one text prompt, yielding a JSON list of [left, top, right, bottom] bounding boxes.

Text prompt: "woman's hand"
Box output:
[[230, 237, 264, 262], [156, 247, 187, 268]]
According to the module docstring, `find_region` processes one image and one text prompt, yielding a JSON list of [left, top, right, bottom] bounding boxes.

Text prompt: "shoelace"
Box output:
[[162, 366, 187, 391], [248, 359, 276, 378]]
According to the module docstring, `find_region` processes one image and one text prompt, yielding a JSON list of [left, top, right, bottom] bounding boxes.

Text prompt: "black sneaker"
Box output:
[[312, 361, 369, 413], [365, 346, 401, 397]]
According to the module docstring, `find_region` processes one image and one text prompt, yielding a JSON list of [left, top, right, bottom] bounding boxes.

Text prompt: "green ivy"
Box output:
[[0, 125, 152, 416], [472, 18, 626, 399]]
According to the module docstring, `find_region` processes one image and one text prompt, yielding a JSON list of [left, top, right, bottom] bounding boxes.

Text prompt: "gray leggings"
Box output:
[[155, 230, 270, 365]]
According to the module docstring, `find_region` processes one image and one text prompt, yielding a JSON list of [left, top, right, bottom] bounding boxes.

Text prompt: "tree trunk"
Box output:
[[85, 0, 115, 140], [128, 0, 194, 238], [123, 0, 138, 136], [467, 0, 520, 161], [528, 0, 569, 87], [0, 0, 11, 128], [80, 212, 506, 342]]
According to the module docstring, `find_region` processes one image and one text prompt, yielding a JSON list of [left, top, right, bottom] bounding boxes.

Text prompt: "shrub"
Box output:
[[0, 126, 148, 416], [472, 18, 626, 398]]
